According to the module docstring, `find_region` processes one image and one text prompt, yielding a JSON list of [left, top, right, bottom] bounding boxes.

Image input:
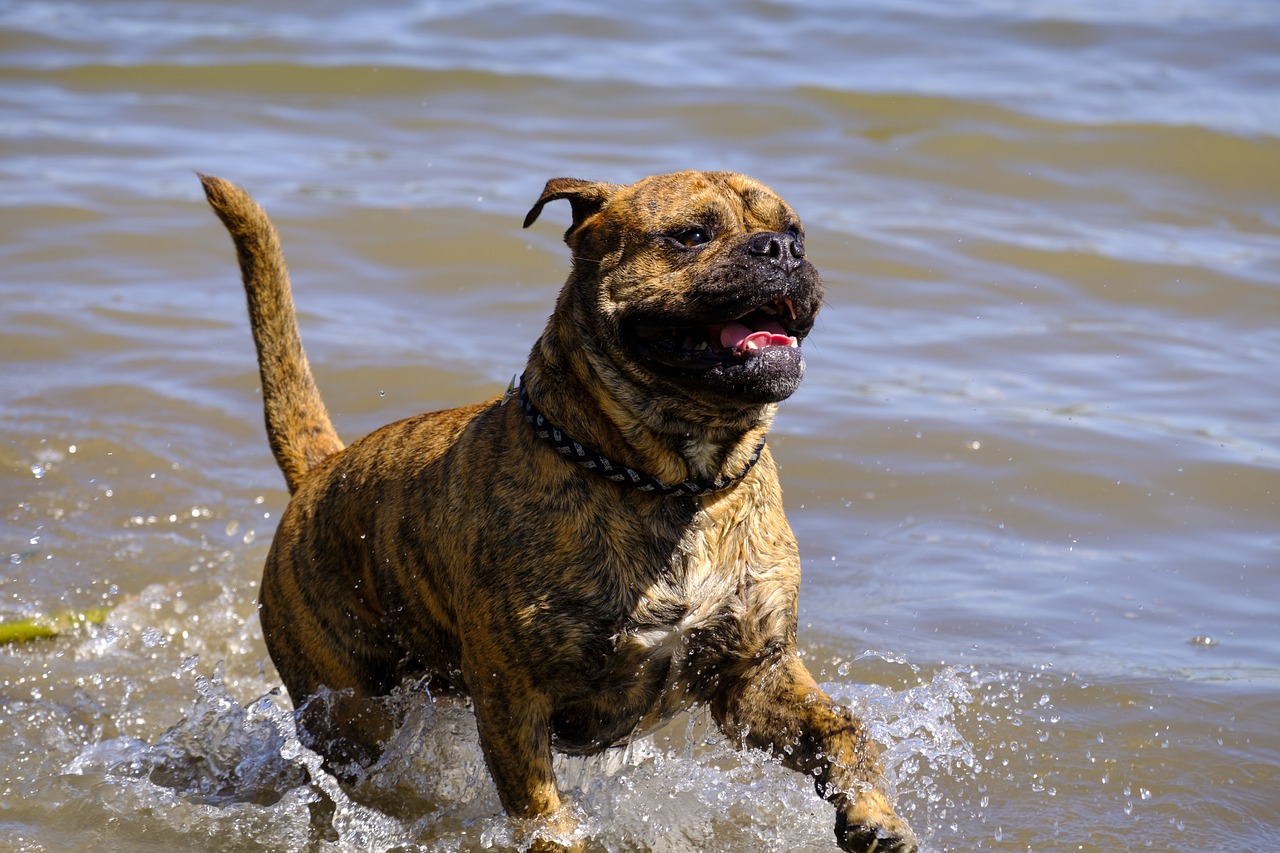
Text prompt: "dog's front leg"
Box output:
[[468, 669, 582, 853], [712, 651, 918, 853]]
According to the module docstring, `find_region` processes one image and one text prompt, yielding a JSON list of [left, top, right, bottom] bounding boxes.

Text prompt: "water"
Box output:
[[2, 1, 1278, 850]]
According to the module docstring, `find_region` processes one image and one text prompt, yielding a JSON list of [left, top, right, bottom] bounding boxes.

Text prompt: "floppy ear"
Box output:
[[522, 177, 620, 240]]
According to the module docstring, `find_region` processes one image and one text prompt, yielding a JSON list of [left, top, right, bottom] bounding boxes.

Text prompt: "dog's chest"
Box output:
[[609, 514, 748, 690], [550, 518, 745, 752], [617, 525, 737, 657]]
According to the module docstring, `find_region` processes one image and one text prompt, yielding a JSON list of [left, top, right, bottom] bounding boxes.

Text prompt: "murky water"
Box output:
[[2, 2, 1278, 850]]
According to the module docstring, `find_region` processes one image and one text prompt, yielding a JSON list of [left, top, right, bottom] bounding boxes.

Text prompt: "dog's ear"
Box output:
[[523, 178, 620, 241]]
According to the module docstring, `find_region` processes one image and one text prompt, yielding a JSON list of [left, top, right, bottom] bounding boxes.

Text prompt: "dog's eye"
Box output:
[[672, 226, 712, 248]]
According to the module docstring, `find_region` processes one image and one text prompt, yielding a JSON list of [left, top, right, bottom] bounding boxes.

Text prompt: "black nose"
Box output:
[[748, 231, 805, 271]]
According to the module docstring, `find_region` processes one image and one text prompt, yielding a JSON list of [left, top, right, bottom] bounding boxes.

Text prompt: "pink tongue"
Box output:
[[720, 321, 796, 352]]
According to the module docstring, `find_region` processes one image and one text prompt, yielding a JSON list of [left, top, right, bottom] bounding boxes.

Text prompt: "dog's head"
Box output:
[[525, 171, 823, 412]]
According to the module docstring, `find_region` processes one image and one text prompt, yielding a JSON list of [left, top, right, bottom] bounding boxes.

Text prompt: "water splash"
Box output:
[[12, 646, 1067, 852]]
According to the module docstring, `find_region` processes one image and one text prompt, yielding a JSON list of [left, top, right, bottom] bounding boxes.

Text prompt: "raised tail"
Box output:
[[199, 174, 344, 493]]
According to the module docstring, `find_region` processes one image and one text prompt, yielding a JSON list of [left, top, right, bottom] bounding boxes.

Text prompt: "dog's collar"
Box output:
[[508, 374, 764, 498]]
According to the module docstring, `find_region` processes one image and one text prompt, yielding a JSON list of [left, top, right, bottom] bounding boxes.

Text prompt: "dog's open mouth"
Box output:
[[630, 298, 802, 369]]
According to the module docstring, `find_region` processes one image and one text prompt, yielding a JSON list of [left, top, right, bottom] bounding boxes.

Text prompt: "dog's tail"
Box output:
[[198, 174, 344, 494]]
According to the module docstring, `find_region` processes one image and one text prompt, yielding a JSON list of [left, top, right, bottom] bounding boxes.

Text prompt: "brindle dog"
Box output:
[[199, 171, 917, 852]]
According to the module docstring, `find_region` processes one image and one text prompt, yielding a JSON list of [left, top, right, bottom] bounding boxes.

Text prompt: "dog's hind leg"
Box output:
[[258, 557, 401, 777], [294, 685, 396, 779], [712, 652, 918, 853]]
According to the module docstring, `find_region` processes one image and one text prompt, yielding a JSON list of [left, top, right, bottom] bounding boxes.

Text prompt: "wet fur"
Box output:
[[199, 171, 917, 852]]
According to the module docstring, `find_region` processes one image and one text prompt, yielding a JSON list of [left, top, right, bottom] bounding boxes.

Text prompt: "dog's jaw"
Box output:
[[620, 255, 823, 408]]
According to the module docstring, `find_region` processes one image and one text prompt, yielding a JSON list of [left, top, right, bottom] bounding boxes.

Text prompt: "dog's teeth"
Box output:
[[695, 340, 709, 351]]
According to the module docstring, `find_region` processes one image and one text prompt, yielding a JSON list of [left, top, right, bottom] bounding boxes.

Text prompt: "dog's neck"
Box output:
[[523, 334, 776, 489], [515, 378, 765, 496]]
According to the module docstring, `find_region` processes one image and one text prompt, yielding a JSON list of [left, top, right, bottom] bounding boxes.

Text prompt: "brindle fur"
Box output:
[[199, 171, 917, 852]]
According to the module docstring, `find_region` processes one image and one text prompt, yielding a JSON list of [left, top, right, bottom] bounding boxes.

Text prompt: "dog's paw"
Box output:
[[528, 838, 584, 853], [833, 790, 918, 853], [516, 803, 586, 853], [835, 814, 918, 853]]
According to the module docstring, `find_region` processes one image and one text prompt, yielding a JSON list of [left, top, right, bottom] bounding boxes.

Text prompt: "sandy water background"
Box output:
[[2, 1, 1278, 850]]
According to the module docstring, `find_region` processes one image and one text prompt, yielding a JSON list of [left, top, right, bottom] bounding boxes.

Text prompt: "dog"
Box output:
[[199, 170, 917, 853]]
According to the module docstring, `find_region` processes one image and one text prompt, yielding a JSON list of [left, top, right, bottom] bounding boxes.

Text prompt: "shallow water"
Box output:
[[2, 1, 1278, 851]]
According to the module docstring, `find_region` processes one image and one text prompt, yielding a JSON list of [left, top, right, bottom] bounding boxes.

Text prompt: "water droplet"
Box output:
[[141, 626, 167, 648]]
